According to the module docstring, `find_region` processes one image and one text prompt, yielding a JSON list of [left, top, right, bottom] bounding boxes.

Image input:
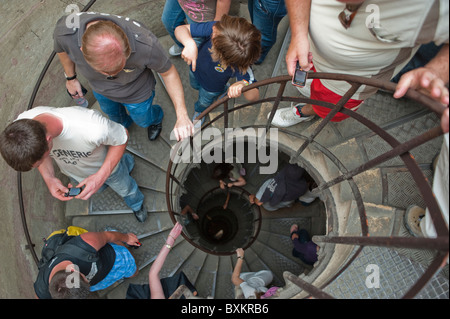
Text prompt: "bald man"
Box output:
[[54, 12, 194, 141]]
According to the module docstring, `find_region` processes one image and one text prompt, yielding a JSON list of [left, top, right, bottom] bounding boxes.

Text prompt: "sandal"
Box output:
[[290, 224, 299, 240]]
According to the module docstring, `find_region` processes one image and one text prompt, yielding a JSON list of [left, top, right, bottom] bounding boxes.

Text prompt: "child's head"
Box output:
[[212, 163, 234, 180], [210, 15, 261, 74]]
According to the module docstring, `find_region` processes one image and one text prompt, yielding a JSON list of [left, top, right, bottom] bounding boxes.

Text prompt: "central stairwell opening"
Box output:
[[167, 131, 337, 294], [174, 139, 328, 260]]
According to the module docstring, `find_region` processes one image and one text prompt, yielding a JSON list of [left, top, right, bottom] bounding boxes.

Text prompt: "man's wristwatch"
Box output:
[[64, 72, 77, 81]]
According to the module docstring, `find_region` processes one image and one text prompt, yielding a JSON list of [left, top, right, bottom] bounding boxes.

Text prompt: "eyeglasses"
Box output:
[[338, 4, 363, 29], [106, 75, 118, 80]]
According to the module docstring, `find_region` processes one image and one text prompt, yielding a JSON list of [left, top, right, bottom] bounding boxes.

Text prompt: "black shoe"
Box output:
[[133, 205, 148, 223], [147, 123, 162, 141]]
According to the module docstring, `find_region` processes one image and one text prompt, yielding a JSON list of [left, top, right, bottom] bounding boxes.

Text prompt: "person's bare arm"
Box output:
[[57, 52, 84, 98], [76, 131, 129, 200], [149, 223, 183, 299], [80, 231, 139, 251], [394, 44, 449, 133], [285, 0, 313, 75], [394, 44, 449, 105], [159, 65, 195, 141], [228, 81, 260, 101], [175, 25, 198, 71], [215, 0, 232, 20], [231, 248, 245, 286], [38, 155, 71, 201], [228, 176, 247, 188]]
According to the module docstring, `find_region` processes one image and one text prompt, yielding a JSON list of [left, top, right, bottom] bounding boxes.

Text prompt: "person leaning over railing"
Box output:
[[175, 14, 261, 128], [271, 0, 449, 128], [54, 12, 194, 142]]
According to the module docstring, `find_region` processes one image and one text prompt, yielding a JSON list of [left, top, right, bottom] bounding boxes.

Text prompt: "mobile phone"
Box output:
[[292, 61, 308, 88], [64, 187, 83, 197], [66, 85, 88, 98]]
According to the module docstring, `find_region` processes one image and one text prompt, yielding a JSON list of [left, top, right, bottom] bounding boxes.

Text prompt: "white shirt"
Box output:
[[309, 0, 449, 100], [422, 133, 449, 239], [17, 106, 128, 182]]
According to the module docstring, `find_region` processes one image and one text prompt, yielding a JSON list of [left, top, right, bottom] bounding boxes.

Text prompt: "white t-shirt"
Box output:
[[422, 133, 449, 239], [17, 106, 128, 182], [309, 0, 449, 100], [238, 270, 273, 299]]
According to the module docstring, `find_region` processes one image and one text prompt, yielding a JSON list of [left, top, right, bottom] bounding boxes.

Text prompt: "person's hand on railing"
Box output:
[[394, 67, 449, 106], [173, 113, 195, 141], [228, 81, 248, 99], [168, 222, 183, 245]]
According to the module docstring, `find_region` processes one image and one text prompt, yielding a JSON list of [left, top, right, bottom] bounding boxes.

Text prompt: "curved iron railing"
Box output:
[[166, 72, 449, 299], [19, 0, 98, 267], [171, 185, 262, 255]]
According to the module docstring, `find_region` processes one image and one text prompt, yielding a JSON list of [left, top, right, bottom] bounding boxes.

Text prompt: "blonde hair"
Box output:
[[81, 20, 131, 74], [210, 15, 261, 74]]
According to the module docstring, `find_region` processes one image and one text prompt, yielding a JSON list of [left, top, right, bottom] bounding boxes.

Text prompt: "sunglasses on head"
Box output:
[[338, 3, 363, 29]]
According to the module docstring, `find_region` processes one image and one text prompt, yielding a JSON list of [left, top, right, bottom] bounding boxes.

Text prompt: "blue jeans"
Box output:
[[248, 0, 287, 63], [162, 0, 205, 48], [105, 153, 144, 212], [190, 71, 228, 113], [93, 91, 163, 129], [69, 153, 144, 212]]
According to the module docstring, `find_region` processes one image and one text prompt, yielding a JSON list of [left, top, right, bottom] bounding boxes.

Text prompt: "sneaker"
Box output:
[[299, 188, 320, 206], [295, 79, 313, 98], [404, 205, 425, 237], [133, 205, 148, 223], [269, 104, 313, 127], [169, 44, 183, 56], [192, 111, 205, 129]]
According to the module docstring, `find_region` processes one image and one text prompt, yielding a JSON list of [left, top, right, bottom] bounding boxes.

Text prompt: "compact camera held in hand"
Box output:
[[64, 187, 84, 197], [292, 61, 308, 88]]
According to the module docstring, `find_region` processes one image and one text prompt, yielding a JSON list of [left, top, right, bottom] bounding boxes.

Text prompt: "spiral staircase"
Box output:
[[19, 1, 448, 300]]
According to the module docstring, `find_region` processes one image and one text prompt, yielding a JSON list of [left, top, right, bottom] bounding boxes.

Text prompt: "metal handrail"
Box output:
[[166, 72, 448, 298], [168, 184, 262, 256]]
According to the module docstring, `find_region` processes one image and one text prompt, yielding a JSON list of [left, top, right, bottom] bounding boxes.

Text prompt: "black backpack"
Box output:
[[38, 226, 99, 270]]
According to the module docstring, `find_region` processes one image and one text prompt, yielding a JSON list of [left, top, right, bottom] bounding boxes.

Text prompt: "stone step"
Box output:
[[344, 200, 403, 237], [71, 211, 174, 238], [193, 254, 220, 298], [323, 245, 449, 299], [215, 256, 235, 299]]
